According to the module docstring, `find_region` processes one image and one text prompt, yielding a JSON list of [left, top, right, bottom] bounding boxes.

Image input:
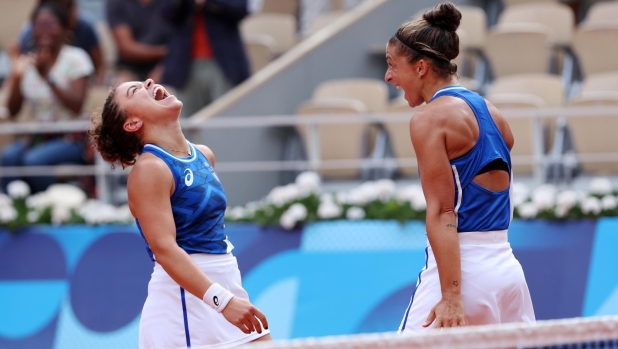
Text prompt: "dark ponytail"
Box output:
[[388, 2, 462, 77], [89, 88, 143, 169]]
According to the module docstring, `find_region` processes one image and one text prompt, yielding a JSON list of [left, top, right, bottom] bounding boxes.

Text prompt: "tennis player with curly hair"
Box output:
[[90, 79, 271, 348]]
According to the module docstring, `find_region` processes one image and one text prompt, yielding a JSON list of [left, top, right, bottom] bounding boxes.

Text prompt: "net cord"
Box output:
[[229, 316, 618, 349]]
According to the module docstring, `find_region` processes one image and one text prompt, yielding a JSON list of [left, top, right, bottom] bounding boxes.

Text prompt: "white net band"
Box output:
[[235, 316, 618, 349]]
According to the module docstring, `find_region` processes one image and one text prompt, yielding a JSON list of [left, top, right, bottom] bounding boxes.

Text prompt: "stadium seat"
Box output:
[[0, 0, 37, 50], [497, 2, 574, 47], [571, 71, 618, 103], [306, 11, 346, 37], [485, 23, 552, 78], [383, 99, 419, 177], [501, 0, 558, 5], [261, 0, 299, 17], [486, 74, 564, 174], [95, 21, 118, 69], [566, 97, 618, 173], [584, 1, 618, 25], [458, 6, 487, 51], [312, 79, 389, 113], [296, 98, 369, 178], [240, 14, 297, 56], [83, 86, 112, 118], [243, 34, 276, 73], [573, 24, 618, 76], [488, 74, 565, 107]]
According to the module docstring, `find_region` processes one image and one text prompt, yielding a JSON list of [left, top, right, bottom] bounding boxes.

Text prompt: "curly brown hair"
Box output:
[[388, 2, 462, 78], [89, 88, 143, 169]]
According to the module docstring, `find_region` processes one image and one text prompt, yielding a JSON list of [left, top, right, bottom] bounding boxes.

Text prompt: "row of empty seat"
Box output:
[[442, 1, 618, 95], [241, 1, 351, 73], [293, 72, 618, 179]]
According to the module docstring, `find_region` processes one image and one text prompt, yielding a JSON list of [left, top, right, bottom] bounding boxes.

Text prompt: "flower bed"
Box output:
[[225, 172, 618, 230], [0, 180, 133, 230]]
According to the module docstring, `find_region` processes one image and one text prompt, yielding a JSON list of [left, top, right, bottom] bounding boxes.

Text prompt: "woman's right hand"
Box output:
[[221, 297, 269, 334], [423, 293, 466, 328], [12, 54, 33, 78]]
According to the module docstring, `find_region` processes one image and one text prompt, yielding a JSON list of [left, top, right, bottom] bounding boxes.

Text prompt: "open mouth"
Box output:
[[153, 85, 170, 101]]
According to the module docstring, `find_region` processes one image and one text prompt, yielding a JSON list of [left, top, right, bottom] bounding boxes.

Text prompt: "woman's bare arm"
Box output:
[[128, 154, 267, 333], [410, 109, 466, 328]]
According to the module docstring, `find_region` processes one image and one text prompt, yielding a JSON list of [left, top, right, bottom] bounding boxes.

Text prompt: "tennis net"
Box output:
[[237, 316, 618, 349]]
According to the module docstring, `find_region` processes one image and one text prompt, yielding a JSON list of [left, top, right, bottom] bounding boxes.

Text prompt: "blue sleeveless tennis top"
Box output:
[[136, 141, 232, 261], [430, 85, 512, 233]]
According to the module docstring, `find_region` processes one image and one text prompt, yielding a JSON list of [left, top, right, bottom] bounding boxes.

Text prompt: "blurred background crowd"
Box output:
[[0, 0, 616, 207]]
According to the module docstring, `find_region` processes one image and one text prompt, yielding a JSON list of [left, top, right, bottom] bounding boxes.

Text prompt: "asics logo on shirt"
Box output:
[[184, 169, 194, 186]]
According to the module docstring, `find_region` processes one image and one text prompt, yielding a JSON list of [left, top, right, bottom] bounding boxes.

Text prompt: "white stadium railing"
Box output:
[[1, 105, 618, 202]]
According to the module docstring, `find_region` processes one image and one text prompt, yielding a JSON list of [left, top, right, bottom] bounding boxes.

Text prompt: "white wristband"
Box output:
[[203, 283, 234, 312]]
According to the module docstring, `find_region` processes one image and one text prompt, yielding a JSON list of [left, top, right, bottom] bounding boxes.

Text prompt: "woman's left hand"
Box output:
[[423, 293, 466, 328]]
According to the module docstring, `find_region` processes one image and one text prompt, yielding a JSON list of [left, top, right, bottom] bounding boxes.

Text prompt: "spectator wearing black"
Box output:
[[161, 0, 250, 117], [19, 0, 105, 84], [106, 0, 172, 83]]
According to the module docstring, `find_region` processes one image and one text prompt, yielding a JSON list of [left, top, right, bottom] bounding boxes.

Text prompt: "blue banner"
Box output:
[[0, 219, 615, 348]]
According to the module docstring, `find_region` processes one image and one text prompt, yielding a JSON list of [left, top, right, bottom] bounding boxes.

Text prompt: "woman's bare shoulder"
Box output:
[[193, 144, 216, 166]]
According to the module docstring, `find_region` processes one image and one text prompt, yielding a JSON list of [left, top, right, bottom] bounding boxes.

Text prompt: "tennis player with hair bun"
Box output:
[[90, 79, 271, 348], [385, 2, 535, 331]]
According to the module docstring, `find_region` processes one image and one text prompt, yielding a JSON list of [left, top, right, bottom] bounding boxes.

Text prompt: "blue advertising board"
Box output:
[[0, 219, 616, 348]]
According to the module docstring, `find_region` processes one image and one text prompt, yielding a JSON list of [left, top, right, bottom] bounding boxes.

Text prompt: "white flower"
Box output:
[[116, 204, 134, 223], [396, 185, 423, 203], [317, 200, 342, 219], [279, 203, 308, 230], [320, 193, 334, 203], [76, 200, 118, 225], [279, 211, 297, 230], [45, 184, 87, 209], [601, 195, 617, 211], [6, 180, 30, 199], [52, 205, 72, 225], [0, 205, 17, 223], [27, 210, 40, 223], [267, 184, 301, 207], [511, 182, 530, 207], [348, 182, 380, 205], [26, 193, 50, 211], [97, 204, 119, 224], [0, 193, 12, 207], [590, 177, 613, 196], [555, 205, 569, 218], [335, 191, 348, 204], [518, 202, 538, 219], [531, 184, 557, 211], [346, 206, 366, 220], [375, 179, 396, 201], [410, 194, 427, 211], [295, 172, 321, 195], [286, 203, 308, 221], [581, 196, 602, 215], [245, 201, 264, 215], [227, 206, 248, 221], [556, 190, 578, 211]]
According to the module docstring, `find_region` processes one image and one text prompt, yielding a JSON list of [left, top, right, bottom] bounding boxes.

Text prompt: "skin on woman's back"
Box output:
[[412, 95, 514, 192]]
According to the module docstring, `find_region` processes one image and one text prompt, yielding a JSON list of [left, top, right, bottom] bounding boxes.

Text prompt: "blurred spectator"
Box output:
[[160, 0, 250, 117], [106, 0, 172, 83], [2, 3, 92, 193], [19, 0, 105, 85]]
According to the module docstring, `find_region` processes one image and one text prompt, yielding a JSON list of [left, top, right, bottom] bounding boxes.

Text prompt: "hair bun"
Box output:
[[423, 2, 461, 32]]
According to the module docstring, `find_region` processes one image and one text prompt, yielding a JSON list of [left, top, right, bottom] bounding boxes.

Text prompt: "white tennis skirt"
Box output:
[[399, 230, 535, 332], [139, 253, 270, 349]]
